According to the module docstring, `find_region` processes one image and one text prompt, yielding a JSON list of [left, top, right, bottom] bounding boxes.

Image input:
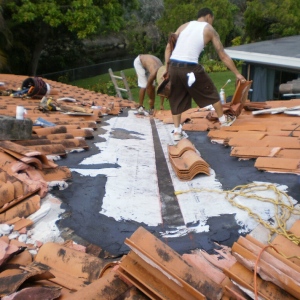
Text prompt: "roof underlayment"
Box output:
[[0, 74, 299, 299]]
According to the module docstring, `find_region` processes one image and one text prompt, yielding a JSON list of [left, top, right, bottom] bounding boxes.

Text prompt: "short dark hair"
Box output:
[[197, 8, 214, 19]]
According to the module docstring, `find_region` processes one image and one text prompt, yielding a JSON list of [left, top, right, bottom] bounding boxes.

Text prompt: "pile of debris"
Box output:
[[0, 224, 300, 299], [0, 74, 137, 224]]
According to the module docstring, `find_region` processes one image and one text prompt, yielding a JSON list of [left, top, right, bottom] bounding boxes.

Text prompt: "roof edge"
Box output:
[[225, 50, 300, 70]]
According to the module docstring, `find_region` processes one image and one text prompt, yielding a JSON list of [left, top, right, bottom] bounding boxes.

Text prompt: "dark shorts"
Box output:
[[169, 62, 220, 115]]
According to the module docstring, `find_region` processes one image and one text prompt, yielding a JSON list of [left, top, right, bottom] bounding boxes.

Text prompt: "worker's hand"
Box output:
[[236, 73, 246, 83], [163, 71, 169, 80]]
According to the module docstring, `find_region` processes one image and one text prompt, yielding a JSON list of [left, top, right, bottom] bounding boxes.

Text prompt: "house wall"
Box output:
[[242, 63, 299, 101]]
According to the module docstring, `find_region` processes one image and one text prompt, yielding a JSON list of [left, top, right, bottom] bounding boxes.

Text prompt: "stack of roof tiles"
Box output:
[[0, 223, 299, 299], [168, 138, 210, 180]]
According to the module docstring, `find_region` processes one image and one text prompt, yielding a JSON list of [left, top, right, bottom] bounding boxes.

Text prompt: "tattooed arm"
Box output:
[[205, 25, 245, 81]]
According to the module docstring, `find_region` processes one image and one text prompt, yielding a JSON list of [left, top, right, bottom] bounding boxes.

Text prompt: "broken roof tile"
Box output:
[[1, 286, 61, 300], [0, 261, 54, 297], [34, 242, 106, 291]]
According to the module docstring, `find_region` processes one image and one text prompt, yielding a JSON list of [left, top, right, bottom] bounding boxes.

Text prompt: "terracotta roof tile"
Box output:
[[0, 239, 20, 266], [232, 238, 300, 298], [0, 261, 55, 297], [254, 157, 300, 174], [169, 148, 210, 180], [34, 242, 105, 290], [5, 248, 33, 268], [62, 268, 129, 300], [2, 286, 61, 300], [231, 146, 281, 159], [224, 262, 296, 299], [182, 253, 227, 284], [168, 138, 197, 157], [0, 195, 40, 223], [121, 226, 223, 299]]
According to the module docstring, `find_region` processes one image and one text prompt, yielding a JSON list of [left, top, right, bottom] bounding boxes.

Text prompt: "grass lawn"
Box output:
[[71, 68, 238, 111]]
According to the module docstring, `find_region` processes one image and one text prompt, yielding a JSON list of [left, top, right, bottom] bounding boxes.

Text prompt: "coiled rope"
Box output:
[[175, 182, 300, 244]]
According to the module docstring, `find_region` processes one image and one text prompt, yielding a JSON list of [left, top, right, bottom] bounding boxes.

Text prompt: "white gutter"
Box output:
[[225, 50, 300, 70]]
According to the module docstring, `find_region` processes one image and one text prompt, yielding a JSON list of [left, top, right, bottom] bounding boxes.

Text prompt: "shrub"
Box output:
[[58, 74, 70, 83]]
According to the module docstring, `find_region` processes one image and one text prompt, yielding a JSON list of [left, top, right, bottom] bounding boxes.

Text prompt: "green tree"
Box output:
[[0, 2, 11, 70], [244, 0, 300, 42], [124, 0, 164, 57], [2, 0, 138, 75], [157, 0, 238, 46]]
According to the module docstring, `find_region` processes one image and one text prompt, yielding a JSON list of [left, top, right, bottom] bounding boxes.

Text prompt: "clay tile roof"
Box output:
[[1, 73, 300, 299]]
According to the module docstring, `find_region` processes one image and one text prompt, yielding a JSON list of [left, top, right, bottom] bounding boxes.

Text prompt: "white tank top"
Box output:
[[171, 21, 208, 63]]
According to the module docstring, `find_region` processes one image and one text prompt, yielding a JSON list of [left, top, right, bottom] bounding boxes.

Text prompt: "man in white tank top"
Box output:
[[164, 8, 246, 141]]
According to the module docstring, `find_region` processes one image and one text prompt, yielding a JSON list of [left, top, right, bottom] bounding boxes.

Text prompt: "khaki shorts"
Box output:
[[169, 63, 219, 115]]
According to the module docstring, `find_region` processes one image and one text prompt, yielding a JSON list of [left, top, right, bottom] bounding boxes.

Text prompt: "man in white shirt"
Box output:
[[164, 7, 246, 141]]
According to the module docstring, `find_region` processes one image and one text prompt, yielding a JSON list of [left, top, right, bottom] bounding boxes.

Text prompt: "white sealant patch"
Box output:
[[28, 194, 65, 244], [72, 111, 162, 226]]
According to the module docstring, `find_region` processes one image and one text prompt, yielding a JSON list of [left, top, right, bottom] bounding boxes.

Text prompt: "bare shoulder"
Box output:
[[147, 55, 162, 64], [203, 23, 217, 38], [142, 55, 163, 71], [203, 23, 220, 44]]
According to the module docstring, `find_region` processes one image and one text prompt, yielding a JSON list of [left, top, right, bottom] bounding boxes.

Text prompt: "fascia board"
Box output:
[[225, 50, 300, 70]]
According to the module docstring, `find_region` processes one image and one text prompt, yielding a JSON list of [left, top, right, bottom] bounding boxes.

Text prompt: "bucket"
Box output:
[[16, 106, 25, 120], [22, 77, 48, 98]]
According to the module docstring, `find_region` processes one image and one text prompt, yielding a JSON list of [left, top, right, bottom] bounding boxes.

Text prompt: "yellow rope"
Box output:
[[175, 182, 300, 245]]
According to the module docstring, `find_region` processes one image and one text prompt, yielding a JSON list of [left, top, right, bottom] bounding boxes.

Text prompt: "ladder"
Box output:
[[108, 68, 133, 100]]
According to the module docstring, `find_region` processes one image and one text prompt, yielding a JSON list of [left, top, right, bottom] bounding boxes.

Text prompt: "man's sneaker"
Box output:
[[148, 108, 154, 115], [173, 132, 183, 141], [220, 115, 236, 127], [137, 106, 145, 115]]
